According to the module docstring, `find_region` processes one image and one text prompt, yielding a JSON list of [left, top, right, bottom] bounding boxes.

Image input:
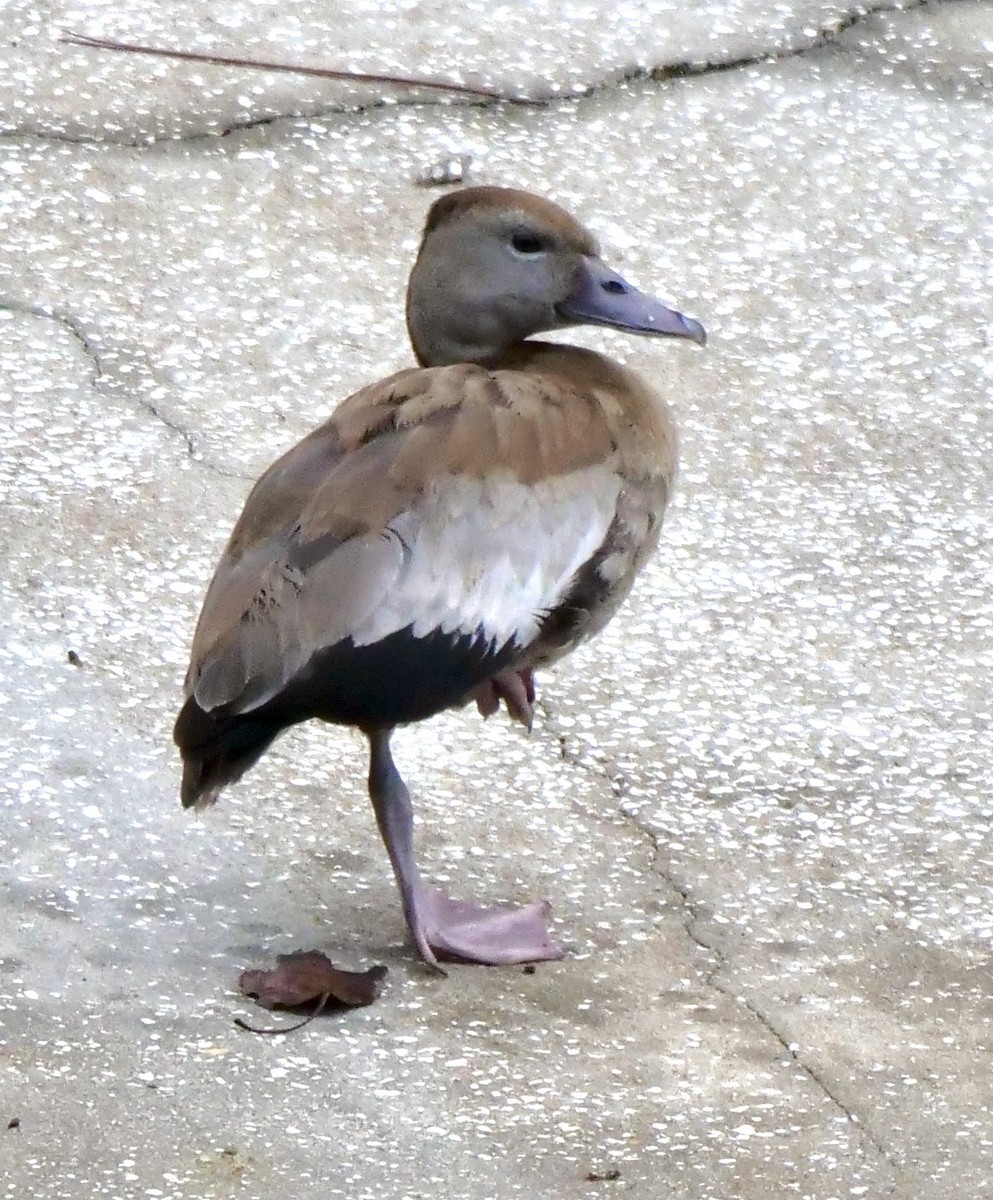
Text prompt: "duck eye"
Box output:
[[510, 231, 549, 256]]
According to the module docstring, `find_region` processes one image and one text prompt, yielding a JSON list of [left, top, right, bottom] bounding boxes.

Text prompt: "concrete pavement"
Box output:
[[2, 2, 992, 1196]]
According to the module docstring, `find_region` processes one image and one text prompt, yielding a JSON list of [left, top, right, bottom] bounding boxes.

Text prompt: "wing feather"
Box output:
[[185, 348, 675, 718]]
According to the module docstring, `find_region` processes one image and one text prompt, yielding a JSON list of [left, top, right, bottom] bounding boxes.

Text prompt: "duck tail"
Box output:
[[173, 697, 281, 811]]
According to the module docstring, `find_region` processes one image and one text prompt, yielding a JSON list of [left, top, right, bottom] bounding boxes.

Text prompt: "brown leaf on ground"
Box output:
[[239, 951, 388, 1011]]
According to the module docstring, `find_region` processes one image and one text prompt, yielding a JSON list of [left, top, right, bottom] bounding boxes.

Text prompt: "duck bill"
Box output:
[[558, 256, 706, 345]]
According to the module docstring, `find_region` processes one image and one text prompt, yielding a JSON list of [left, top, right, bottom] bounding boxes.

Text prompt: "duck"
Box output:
[[174, 186, 705, 969]]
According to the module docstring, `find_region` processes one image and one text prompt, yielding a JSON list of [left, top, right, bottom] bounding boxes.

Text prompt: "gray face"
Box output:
[[406, 201, 705, 366]]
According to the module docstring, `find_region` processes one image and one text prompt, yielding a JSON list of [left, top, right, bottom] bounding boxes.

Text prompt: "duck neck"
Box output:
[[407, 325, 506, 369], [405, 295, 510, 368]]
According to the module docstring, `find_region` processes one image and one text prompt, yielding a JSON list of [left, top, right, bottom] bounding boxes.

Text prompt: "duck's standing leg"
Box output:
[[365, 727, 564, 967], [366, 727, 439, 968]]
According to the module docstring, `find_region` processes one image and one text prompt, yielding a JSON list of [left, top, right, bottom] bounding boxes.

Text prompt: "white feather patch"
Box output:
[[350, 465, 622, 652]]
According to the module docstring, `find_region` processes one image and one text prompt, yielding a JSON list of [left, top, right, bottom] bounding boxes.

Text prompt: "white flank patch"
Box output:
[[350, 465, 621, 652]]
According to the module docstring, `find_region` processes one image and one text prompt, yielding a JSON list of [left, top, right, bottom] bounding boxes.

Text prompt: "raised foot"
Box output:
[[472, 667, 536, 731], [419, 887, 564, 966]]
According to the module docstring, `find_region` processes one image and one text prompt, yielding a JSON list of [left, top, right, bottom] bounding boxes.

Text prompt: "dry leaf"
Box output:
[[239, 950, 387, 1011]]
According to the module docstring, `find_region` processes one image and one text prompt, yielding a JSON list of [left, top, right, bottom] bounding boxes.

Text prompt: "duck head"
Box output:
[[406, 186, 706, 368]]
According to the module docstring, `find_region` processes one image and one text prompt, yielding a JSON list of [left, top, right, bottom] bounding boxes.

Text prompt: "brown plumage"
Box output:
[[175, 186, 704, 968]]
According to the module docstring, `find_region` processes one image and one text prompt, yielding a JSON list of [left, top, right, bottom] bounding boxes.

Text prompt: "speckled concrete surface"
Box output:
[[2, 2, 992, 1198]]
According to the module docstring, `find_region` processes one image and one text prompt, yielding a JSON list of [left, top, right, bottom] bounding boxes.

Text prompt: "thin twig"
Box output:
[[234, 991, 333, 1035], [60, 30, 510, 101]]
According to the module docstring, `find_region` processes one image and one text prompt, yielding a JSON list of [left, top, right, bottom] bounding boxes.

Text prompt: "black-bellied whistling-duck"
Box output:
[[175, 187, 705, 968]]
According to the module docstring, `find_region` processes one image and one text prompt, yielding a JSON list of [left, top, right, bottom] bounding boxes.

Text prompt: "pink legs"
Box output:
[[365, 726, 562, 968]]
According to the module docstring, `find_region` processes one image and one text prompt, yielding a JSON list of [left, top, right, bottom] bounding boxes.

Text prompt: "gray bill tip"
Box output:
[[559, 257, 706, 345], [660, 311, 707, 346]]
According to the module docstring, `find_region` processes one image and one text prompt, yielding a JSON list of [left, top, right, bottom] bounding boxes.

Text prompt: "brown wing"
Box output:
[[184, 347, 675, 717]]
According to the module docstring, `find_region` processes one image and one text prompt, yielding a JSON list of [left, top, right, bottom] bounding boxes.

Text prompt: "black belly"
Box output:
[[174, 624, 520, 807], [260, 624, 517, 730]]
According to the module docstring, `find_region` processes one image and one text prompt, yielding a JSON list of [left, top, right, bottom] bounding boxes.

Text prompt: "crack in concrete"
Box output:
[[1, 298, 107, 383], [0, 299, 248, 480], [1, 0, 938, 148], [537, 691, 894, 1165], [2, 92, 495, 149], [586, 0, 932, 94], [672, 885, 894, 1162], [143, 398, 197, 460], [736, 987, 891, 1157], [536, 693, 642, 818]]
